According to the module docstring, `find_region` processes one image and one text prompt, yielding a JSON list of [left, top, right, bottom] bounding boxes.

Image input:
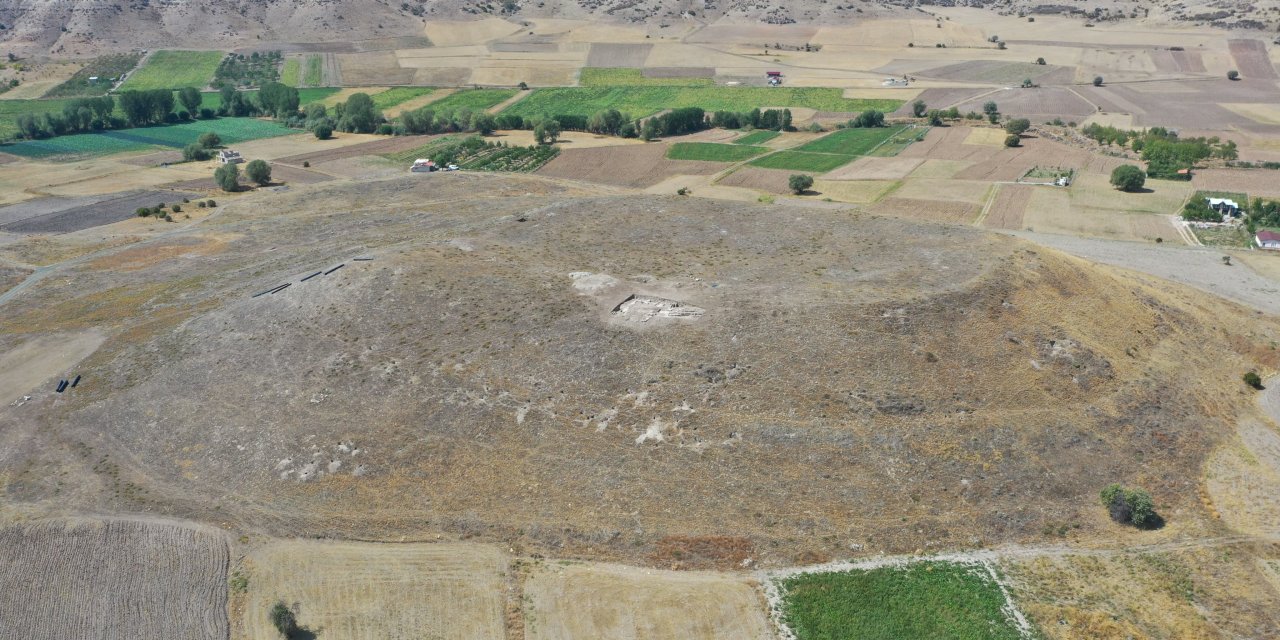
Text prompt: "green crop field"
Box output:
[[666, 142, 768, 162], [304, 56, 324, 86], [119, 50, 225, 91], [2, 118, 297, 160], [793, 125, 910, 156], [734, 130, 780, 145], [424, 89, 517, 113], [503, 86, 903, 120], [0, 99, 76, 139], [43, 54, 143, 98], [372, 87, 435, 110], [579, 67, 714, 87], [280, 59, 301, 87], [780, 562, 1029, 640], [748, 150, 856, 173]]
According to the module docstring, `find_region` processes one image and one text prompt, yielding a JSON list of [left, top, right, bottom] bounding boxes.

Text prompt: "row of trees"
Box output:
[[1081, 123, 1237, 178]]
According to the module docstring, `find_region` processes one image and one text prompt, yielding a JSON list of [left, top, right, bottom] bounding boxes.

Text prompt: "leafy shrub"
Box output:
[[171, 204, 181, 213], [1004, 118, 1031, 136], [1004, 134, 1021, 148], [1244, 371, 1263, 389], [1228, 70, 1240, 80], [1093, 75, 1104, 86], [136, 207, 151, 217], [214, 163, 239, 192], [206, 199, 216, 207], [1101, 483, 1159, 529], [245, 159, 271, 185], [183, 143, 210, 161], [268, 601, 297, 636], [197, 132, 221, 148]]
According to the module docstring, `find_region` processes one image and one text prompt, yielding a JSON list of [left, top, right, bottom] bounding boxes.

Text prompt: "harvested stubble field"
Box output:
[[811, 178, 898, 203], [982, 184, 1035, 230], [0, 519, 228, 640], [0, 189, 199, 234], [871, 196, 981, 223], [118, 50, 225, 91], [537, 142, 721, 187], [524, 561, 773, 640], [824, 156, 922, 180], [273, 134, 439, 166], [952, 88, 1096, 122], [716, 165, 806, 193], [241, 541, 507, 640]]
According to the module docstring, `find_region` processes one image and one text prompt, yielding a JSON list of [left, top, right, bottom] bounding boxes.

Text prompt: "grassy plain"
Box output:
[[666, 142, 769, 162], [504, 86, 903, 120], [118, 50, 225, 91], [780, 562, 1026, 640]]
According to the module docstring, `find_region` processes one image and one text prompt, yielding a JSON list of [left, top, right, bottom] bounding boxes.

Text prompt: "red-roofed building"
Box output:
[[1256, 230, 1280, 249]]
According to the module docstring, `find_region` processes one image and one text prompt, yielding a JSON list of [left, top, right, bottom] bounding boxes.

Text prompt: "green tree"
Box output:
[[1228, 69, 1240, 80], [1110, 164, 1145, 192], [338, 92, 381, 133], [1004, 118, 1031, 136], [640, 119, 658, 141], [469, 112, 497, 135], [788, 174, 814, 195], [245, 159, 272, 186], [198, 132, 221, 148], [177, 87, 202, 115], [1004, 134, 1021, 148], [911, 99, 927, 117], [312, 122, 332, 140], [927, 110, 944, 126], [983, 101, 999, 116], [257, 81, 300, 118], [1093, 75, 1104, 86], [214, 163, 240, 192], [269, 601, 297, 637], [1244, 371, 1263, 389], [781, 108, 793, 131], [183, 143, 211, 161], [1035, 57, 1046, 65]]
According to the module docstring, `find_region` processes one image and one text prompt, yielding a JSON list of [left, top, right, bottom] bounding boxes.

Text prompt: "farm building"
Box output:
[[1207, 197, 1241, 217], [217, 150, 243, 165], [1256, 230, 1280, 249]]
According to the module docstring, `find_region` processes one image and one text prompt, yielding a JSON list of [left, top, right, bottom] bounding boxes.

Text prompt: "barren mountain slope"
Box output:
[[5, 0, 1276, 57], [1, 173, 1277, 568]]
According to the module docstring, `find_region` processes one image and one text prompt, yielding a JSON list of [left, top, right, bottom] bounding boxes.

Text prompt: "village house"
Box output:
[[1256, 230, 1280, 250]]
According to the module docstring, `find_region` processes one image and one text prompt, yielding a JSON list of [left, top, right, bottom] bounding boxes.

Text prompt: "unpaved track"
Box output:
[[1007, 230, 1280, 315]]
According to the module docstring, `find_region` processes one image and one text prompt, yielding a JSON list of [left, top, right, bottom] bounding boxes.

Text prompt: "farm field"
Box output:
[[0, 519, 228, 640], [579, 67, 714, 87], [2, 118, 298, 160], [43, 54, 142, 98], [524, 561, 773, 640], [812, 178, 898, 203], [734, 130, 780, 145], [118, 50, 225, 91], [793, 125, 911, 156], [503, 86, 903, 120], [748, 150, 856, 172], [279, 59, 301, 87], [370, 86, 435, 110], [305, 55, 324, 86], [384, 135, 559, 171], [425, 88, 519, 113], [666, 142, 769, 162], [240, 541, 507, 640], [779, 562, 1029, 640]]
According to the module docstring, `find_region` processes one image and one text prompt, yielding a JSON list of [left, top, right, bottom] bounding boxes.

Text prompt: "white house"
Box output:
[[217, 150, 243, 165], [1256, 230, 1280, 250], [1206, 197, 1241, 217]]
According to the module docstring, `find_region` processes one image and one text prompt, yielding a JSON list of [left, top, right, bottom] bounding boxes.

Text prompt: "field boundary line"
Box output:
[[488, 90, 530, 114]]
